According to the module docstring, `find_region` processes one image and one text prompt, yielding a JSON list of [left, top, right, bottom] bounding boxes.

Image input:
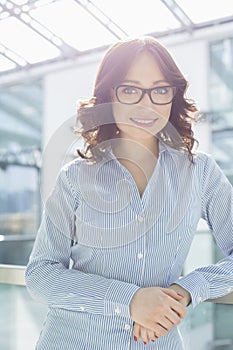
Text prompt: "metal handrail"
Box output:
[[0, 264, 233, 304], [0, 234, 36, 241], [0, 264, 26, 286]]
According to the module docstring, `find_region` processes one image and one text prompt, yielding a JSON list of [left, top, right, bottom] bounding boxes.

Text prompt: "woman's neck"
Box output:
[[112, 135, 159, 165]]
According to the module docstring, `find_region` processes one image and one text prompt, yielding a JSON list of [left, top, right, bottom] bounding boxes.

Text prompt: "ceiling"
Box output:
[[0, 0, 233, 77]]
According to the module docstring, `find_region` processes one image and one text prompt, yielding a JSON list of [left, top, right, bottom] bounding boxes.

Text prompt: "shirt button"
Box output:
[[125, 324, 131, 331], [115, 306, 121, 314], [80, 306, 85, 311], [137, 215, 144, 222], [226, 287, 233, 293], [137, 252, 143, 259], [197, 296, 203, 304]]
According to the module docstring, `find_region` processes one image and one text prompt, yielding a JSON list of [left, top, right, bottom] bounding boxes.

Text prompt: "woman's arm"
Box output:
[[25, 165, 140, 319], [173, 154, 233, 308], [133, 154, 233, 343]]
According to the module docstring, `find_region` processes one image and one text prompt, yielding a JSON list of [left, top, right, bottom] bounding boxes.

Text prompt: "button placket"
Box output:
[[136, 215, 143, 251], [137, 215, 144, 223], [137, 252, 143, 259], [135, 213, 148, 287], [135, 213, 144, 263]]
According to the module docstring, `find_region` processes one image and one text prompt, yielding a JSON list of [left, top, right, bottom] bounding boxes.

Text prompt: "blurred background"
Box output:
[[0, 0, 233, 349]]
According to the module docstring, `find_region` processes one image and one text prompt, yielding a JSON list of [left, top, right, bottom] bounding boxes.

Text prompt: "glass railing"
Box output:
[[1, 283, 47, 350]]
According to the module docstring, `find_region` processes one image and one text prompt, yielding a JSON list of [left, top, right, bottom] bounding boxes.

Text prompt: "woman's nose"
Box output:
[[139, 92, 154, 108]]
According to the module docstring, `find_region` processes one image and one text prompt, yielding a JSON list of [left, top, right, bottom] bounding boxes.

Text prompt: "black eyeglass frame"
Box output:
[[113, 85, 177, 105]]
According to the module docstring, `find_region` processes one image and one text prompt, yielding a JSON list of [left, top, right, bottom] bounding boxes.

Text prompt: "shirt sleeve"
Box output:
[[174, 154, 233, 308], [25, 163, 140, 319]]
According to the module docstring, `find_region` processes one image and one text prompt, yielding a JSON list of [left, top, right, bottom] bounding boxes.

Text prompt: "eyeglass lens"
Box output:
[[116, 85, 175, 105]]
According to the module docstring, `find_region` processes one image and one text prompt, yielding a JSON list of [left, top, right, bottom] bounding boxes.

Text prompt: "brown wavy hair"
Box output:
[[76, 36, 199, 162]]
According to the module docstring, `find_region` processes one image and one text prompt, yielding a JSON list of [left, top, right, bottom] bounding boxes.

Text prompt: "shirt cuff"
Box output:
[[104, 279, 140, 318], [173, 271, 210, 308]]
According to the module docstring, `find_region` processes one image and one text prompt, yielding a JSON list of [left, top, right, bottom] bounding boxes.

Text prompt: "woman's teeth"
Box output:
[[131, 118, 156, 126], [132, 118, 154, 124]]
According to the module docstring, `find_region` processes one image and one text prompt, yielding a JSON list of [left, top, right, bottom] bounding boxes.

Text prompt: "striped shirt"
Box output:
[[25, 143, 233, 350]]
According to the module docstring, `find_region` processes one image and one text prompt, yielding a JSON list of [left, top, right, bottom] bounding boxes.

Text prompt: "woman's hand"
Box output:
[[130, 287, 186, 338], [132, 285, 191, 344], [169, 284, 191, 307], [133, 322, 159, 344]]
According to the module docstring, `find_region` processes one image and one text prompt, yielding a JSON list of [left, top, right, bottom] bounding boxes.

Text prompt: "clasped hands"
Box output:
[[130, 285, 191, 344]]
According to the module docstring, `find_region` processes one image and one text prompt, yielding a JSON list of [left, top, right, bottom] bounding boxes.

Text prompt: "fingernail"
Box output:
[[151, 340, 155, 342], [144, 341, 147, 345], [134, 336, 138, 342]]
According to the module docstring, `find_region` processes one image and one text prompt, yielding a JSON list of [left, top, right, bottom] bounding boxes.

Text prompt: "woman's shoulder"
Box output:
[[194, 151, 219, 167], [163, 144, 213, 166], [160, 142, 213, 164], [61, 156, 88, 174], [60, 155, 101, 180], [194, 150, 213, 163], [193, 151, 227, 181], [167, 148, 220, 174]]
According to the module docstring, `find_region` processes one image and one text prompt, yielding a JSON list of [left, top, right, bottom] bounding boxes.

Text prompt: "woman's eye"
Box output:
[[123, 87, 138, 94], [153, 87, 169, 95]]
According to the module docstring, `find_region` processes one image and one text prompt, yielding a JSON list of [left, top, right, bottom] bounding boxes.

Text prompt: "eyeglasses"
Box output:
[[114, 85, 177, 105]]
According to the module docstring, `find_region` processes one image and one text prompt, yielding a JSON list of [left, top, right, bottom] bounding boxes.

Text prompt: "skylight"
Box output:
[[0, 16, 60, 64], [0, 0, 232, 76], [30, 0, 117, 51]]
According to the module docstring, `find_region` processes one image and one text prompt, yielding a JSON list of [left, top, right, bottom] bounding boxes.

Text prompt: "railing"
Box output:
[[0, 264, 233, 304], [0, 264, 26, 286]]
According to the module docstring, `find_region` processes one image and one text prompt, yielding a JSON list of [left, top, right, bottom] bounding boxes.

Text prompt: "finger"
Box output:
[[163, 304, 185, 325], [133, 322, 140, 342], [158, 316, 176, 331], [163, 288, 183, 301], [171, 301, 187, 317], [147, 329, 158, 342], [169, 300, 187, 319], [166, 309, 182, 325], [153, 323, 169, 337], [151, 302, 183, 327], [139, 326, 149, 345]]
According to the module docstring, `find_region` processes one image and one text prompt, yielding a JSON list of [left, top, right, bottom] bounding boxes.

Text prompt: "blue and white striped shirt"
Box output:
[[25, 144, 233, 349]]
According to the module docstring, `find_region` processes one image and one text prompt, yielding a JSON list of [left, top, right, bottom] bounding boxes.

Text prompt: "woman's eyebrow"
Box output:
[[152, 80, 168, 85], [121, 79, 141, 84], [121, 79, 169, 85]]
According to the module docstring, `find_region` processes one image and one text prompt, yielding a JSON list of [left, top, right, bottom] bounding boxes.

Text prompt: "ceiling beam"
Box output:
[[160, 0, 194, 32], [74, 0, 128, 39], [0, 44, 25, 68]]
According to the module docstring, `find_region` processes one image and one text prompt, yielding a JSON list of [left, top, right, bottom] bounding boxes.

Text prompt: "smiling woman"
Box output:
[[77, 37, 198, 163], [25, 36, 233, 350]]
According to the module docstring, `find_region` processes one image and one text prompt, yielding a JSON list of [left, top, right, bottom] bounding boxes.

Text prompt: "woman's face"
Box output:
[[111, 51, 173, 141]]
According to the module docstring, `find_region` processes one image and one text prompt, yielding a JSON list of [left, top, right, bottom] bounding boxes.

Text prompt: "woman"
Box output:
[[25, 36, 233, 349]]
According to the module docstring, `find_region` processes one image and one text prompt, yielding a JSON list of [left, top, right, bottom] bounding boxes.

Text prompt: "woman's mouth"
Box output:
[[130, 117, 157, 127]]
